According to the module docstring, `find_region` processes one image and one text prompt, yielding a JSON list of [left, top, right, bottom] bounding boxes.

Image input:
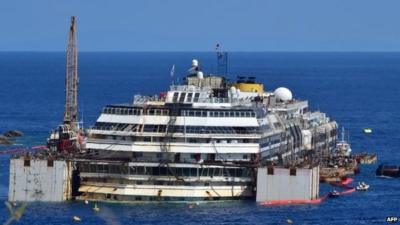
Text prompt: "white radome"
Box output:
[[192, 59, 199, 67], [274, 87, 293, 101]]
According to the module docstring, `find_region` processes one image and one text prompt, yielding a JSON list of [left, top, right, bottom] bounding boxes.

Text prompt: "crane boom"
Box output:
[[63, 16, 79, 129]]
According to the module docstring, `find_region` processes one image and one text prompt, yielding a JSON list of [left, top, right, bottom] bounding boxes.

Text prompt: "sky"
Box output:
[[0, 0, 400, 52]]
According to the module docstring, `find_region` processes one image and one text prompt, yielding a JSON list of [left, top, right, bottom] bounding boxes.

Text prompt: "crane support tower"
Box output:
[[63, 16, 79, 130]]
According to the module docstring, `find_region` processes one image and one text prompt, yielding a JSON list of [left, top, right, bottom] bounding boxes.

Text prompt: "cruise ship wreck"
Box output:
[[73, 66, 336, 201], [8, 17, 339, 202]]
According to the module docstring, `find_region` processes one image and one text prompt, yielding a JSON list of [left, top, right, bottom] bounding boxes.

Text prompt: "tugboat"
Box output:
[[335, 127, 352, 156], [376, 164, 400, 177]]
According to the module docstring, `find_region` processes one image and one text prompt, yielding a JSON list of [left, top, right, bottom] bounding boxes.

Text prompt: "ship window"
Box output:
[[190, 168, 198, 177], [267, 167, 274, 175], [189, 111, 195, 116], [144, 167, 152, 175], [172, 92, 179, 102], [89, 164, 97, 173], [129, 166, 136, 175], [24, 159, 30, 167], [228, 169, 236, 177], [137, 167, 145, 175], [201, 111, 207, 117], [194, 93, 200, 102], [79, 164, 87, 172], [195, 111, 201, 117], [237, 169, 243, 177], [144, 137, 151, 142], [47, 160, 54, 167], [97, 164, 104, 173], [182, 168, 190, 176], [160, 167, 167, 176], [187, 93, 193, 102], [290, 168, 297, 176], [179, 93, 186, 103], [143, 124, 155, 132], [200, 168, 208, 176], [121, 166, 129, 175], [162, 109, 169, 116], [110, 165, 121, 174], [152, 167, 160, 176], [213, 168, 221, 176]]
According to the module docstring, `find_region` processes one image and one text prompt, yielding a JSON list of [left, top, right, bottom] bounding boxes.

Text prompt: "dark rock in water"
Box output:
[[4, 130, 24, 137], [0, 135, 14, 145]]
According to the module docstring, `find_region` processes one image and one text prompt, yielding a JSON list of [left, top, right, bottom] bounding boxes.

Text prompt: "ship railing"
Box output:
[[88, 131, 261, 141], [170, 85, 210, 92]]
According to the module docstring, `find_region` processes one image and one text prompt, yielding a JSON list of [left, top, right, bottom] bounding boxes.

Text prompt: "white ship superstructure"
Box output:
[[77, 60, 338, 201]]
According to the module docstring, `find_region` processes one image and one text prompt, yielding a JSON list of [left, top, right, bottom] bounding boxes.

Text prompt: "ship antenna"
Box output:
[[170, 64, 175, 85], [215, 43, 228, 77], [348, 129, 350, 144], [341, 126, 345, 142]]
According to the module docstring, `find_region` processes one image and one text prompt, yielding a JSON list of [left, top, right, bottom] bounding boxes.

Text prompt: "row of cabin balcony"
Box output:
[[91, 123, 260, 135], [79, 163, 252, 179], [84, 147, 256, 163], [101, 107, 256, 118], [81, 179, 252, 187], [88, 134, 259, 144]]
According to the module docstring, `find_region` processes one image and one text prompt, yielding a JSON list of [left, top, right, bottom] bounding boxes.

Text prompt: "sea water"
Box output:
[[0, 52, 399, 224]]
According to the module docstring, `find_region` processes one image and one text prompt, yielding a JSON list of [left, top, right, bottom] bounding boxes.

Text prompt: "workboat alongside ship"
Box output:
[[8, 17, 358, 203]]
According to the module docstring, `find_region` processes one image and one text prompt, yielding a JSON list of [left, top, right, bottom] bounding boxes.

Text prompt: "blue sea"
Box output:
[[0, 52, 399, 225]]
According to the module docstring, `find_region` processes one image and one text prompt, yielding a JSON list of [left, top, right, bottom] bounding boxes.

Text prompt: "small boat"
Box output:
[[356, 182, 370, 191], [329, 190, 340, 198], [93, 203, 100, 212], [363, 128, 372, 134], [73, 216, 81, 222]]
